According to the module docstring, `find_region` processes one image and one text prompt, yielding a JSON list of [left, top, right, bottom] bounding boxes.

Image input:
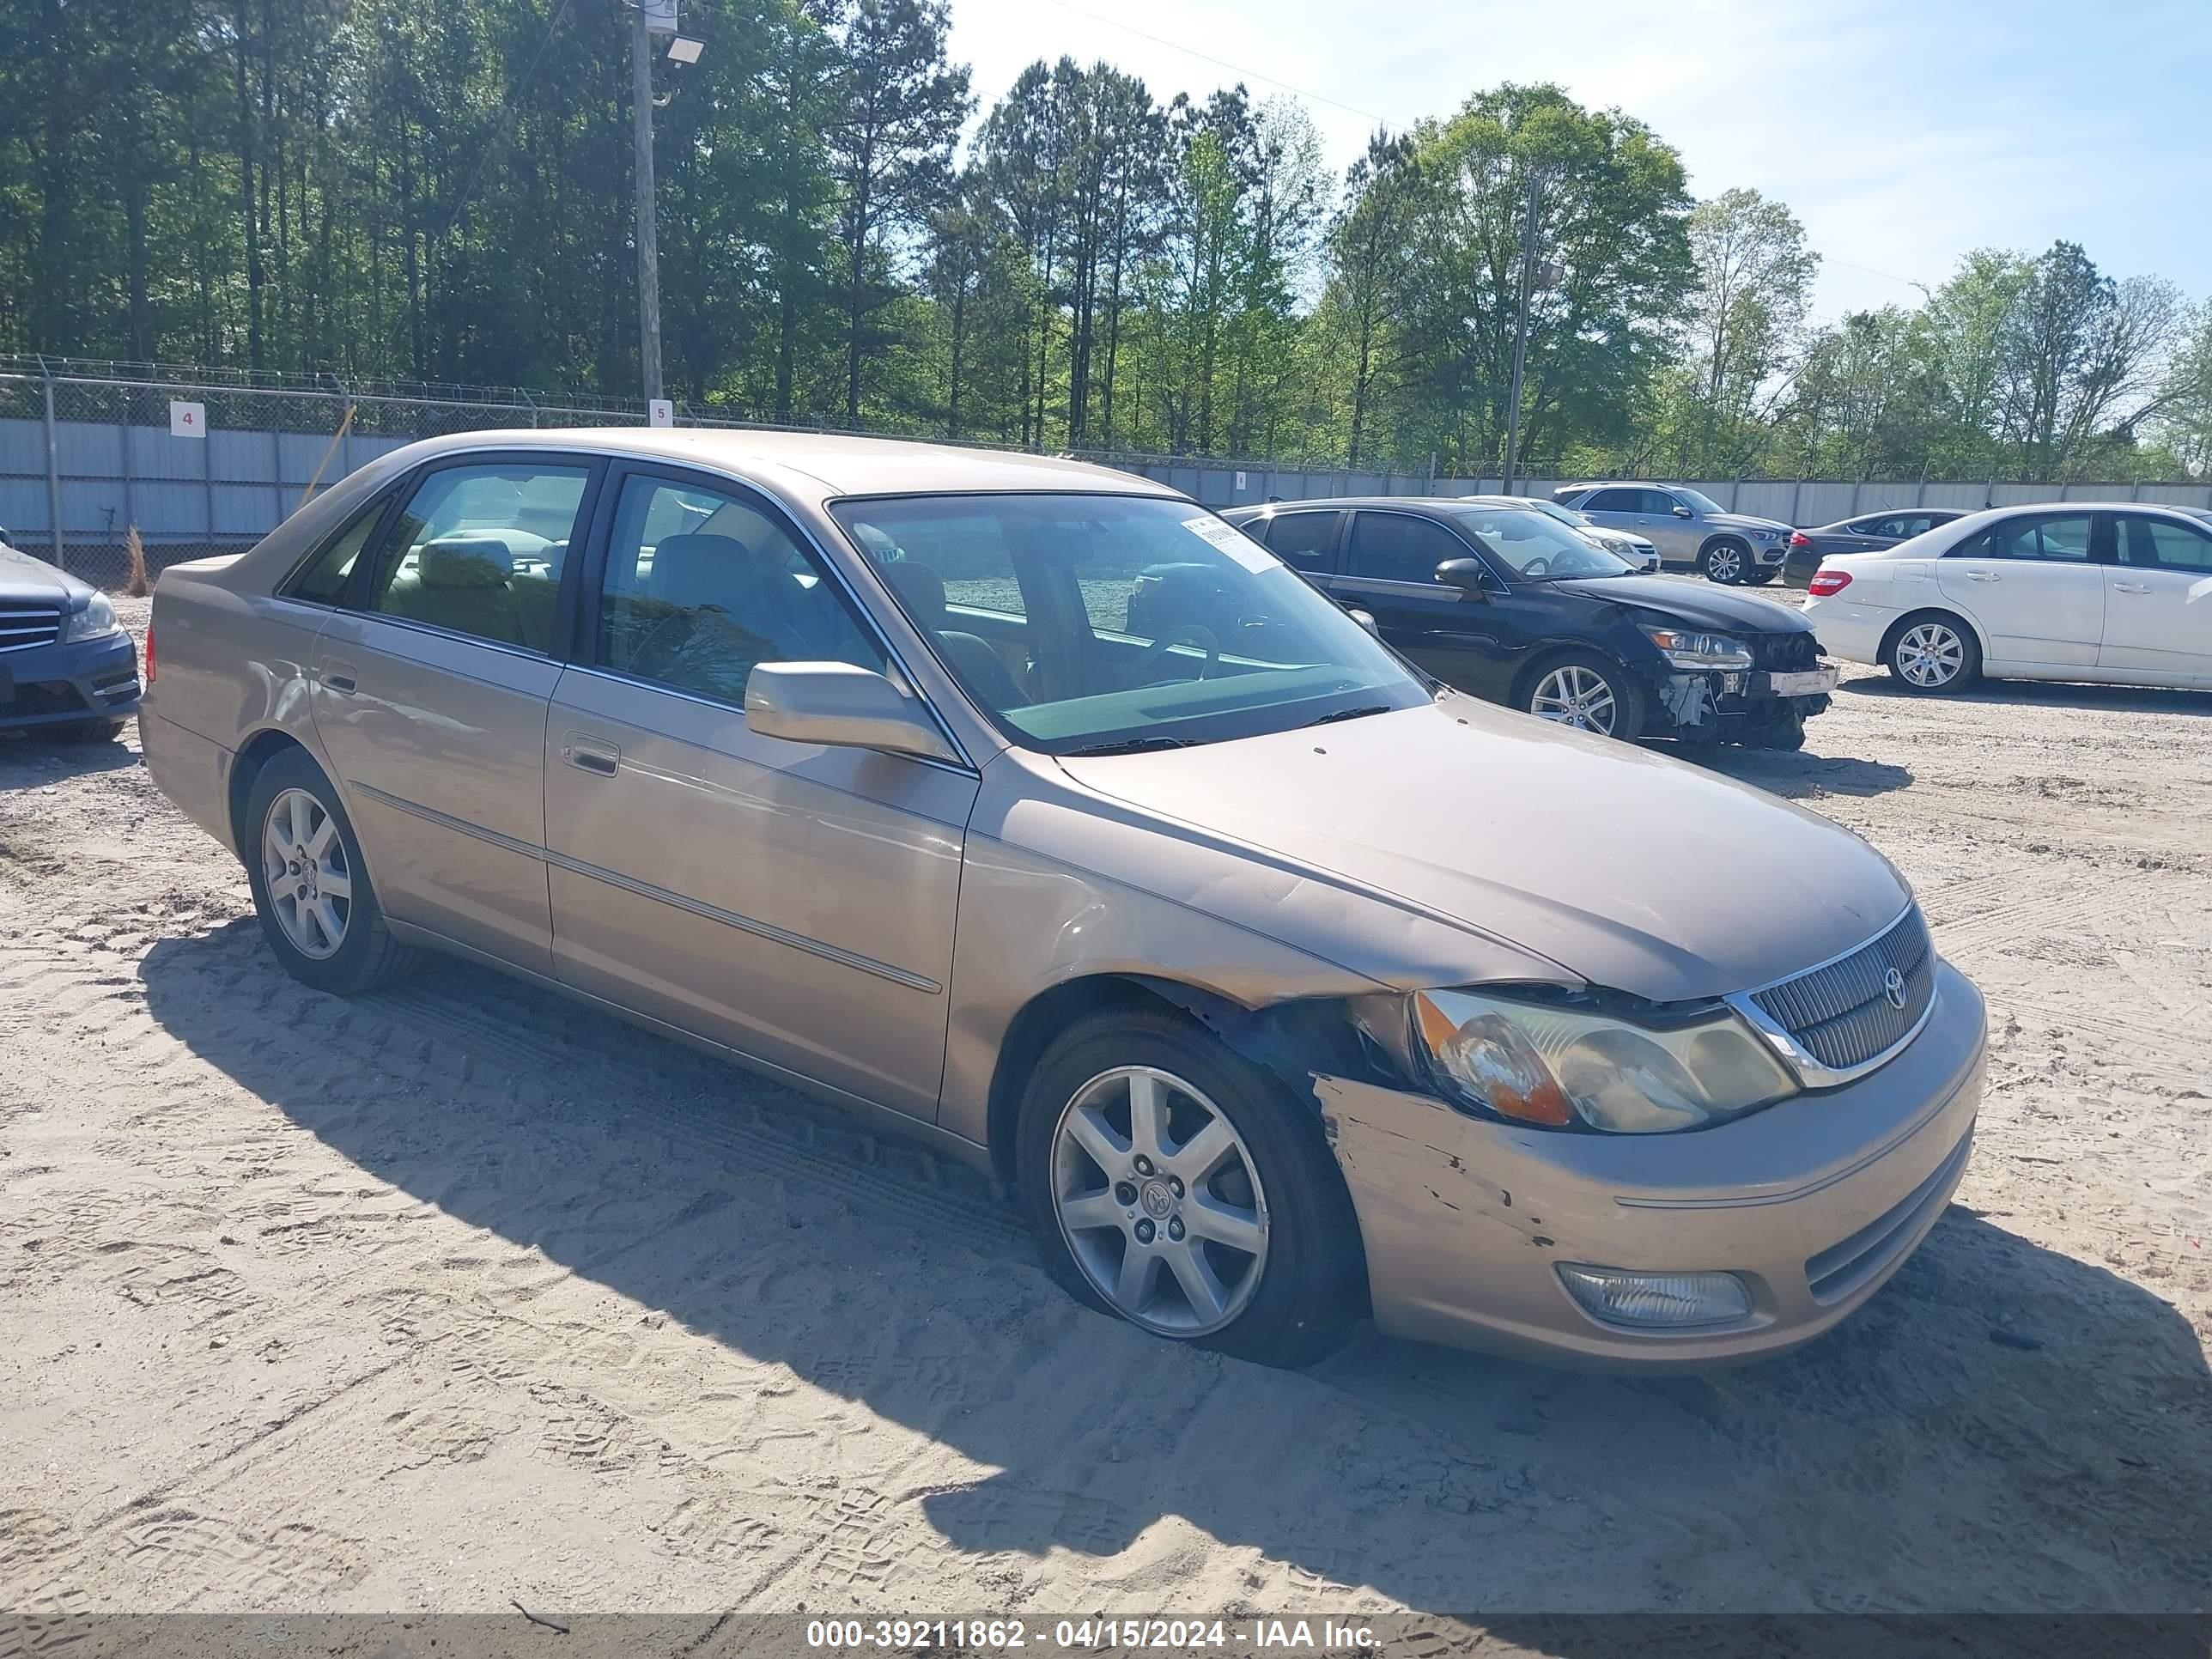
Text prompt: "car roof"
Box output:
[[1228, 495, 1534, 516], [386, 427, 1177, 505]]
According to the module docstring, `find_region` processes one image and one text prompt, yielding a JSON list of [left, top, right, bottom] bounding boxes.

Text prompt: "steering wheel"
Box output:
[[1521, 556, 1552, 578], [1133, 624, 1220, 684]]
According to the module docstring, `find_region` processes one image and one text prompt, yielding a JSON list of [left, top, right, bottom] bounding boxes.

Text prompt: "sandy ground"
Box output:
[[3, 596, 2209, 1632]]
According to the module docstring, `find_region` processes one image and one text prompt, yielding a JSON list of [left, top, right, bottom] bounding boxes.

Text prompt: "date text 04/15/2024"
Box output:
[[804, 1619, 1380, 1652]]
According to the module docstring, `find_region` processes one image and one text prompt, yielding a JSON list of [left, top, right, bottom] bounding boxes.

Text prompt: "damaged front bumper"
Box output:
[[1315, 962, 1985, 1370], [1650, 663, 1835, 744]]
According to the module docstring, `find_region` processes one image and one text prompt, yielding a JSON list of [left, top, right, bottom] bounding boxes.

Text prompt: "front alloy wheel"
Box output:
[[1050, 1066, 1268, 1337], [1703, 542, 1747, 584], [1530, 663, 1620, 735]]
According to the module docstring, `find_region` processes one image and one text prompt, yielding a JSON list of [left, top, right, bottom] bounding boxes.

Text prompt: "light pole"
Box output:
[[1501, 167, 1541, 495], [630, 1, 665, 404]]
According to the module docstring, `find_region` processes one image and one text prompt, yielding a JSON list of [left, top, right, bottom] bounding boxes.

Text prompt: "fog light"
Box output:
[[1556, 1265, 1752, 1328]]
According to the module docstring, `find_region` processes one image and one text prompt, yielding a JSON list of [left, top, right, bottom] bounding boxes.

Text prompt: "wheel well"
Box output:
[[1877, 607, 1984, 665], [1509, 643, 1627, 708], [226, 729, 313, 862], [985, 974, 1277, 1189]]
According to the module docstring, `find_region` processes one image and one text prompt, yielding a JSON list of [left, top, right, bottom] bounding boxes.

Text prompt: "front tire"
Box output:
[[1015, 1006, 1365, 1368], [1700, 539, 1750, 585], [1520, 652, 1644, 741], [1885, 615, 1980, 695], [243, 748, 422, 995]]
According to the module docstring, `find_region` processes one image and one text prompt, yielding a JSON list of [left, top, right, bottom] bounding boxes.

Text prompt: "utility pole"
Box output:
[[630, 2, 664, 404], [1501, 167, 1540, 495]]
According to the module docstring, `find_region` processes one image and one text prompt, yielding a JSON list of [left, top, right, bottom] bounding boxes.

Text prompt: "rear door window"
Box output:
[[1261, 510, 1341, 573], [1345, 512, 1470, 585], [364, 463, 592, 651], [1954, 514, 2096, 562], [1583, 488, 1642, 513]]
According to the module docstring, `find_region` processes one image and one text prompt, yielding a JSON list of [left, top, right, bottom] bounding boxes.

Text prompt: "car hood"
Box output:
[[0, 541, 88, 604], [1056, 694, 1911, 1003], [1707, 512, 1793, 535], [1549, 573, 1812, 633]]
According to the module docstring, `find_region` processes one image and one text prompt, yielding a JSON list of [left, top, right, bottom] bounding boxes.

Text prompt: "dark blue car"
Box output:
[[1213, 498, 1836, 747], [0, 537, 142, 741]]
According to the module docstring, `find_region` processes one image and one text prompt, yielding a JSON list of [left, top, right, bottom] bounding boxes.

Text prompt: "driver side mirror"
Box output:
[[1672, 504, 1693, 519], [1434, 557, 1493, 600]]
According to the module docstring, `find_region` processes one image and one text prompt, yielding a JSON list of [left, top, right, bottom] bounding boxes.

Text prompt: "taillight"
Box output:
[[1808, 570, 1852, 597], [143, 622, 155, 682], [1788, 531, 1811, 548]]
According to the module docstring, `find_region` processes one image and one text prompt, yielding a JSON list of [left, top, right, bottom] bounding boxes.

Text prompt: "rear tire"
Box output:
[[1015, 1006, 1365, 1369], [1883, 614, 1980, 695], [243, 748, 422, 995]]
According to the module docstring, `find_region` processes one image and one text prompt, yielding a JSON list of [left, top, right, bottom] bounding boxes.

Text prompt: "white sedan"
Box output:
[[1801, 503, 2212, 693]]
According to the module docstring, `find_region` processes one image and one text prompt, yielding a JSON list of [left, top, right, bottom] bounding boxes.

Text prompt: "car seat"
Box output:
[[883, 562, 1030, 709]]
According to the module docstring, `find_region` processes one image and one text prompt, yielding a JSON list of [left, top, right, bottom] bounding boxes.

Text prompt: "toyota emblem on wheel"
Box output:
[[1882, 967, 1908, 1011]]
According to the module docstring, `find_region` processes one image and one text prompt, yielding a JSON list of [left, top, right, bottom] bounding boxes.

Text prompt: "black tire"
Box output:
[[1882, 612, 1982, 696], [1014, 1006, 1367, 1369], [49, 718, 125, 744], [242, 747, 422, 995], [1699, 538, 1751, 585], [1516, 650, 1646, 742]]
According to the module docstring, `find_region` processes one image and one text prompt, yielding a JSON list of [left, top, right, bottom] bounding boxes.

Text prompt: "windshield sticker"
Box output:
[[1183, 515, 1277, 573]]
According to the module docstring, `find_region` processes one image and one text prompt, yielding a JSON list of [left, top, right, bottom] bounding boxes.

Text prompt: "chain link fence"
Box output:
[[8, 357, 2212, 590]]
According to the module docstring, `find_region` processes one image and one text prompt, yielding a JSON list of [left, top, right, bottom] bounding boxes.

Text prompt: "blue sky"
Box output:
[[945, 0, 2212, 321]]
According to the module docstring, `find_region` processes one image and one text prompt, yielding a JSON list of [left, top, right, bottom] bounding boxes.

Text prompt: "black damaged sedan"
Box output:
[[1212, 497, 1835, 747]]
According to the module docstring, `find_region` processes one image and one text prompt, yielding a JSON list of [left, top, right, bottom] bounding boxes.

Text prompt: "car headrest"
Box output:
[[649, 533, 757, 609], [883, 561, 948, 629], [417, 539, 514, 590]]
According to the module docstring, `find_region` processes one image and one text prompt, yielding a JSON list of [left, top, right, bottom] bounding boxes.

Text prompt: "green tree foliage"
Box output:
[[3, 9, 2205, 480]]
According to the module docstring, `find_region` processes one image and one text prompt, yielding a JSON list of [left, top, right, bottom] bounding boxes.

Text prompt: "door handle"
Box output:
[[1966, 571, 2001, 582], [320, 668, 357, 694], [2112, 582, 2152, 594], [562, 733, 620, 776]]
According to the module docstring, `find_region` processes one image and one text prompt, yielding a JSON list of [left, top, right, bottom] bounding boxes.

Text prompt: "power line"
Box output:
[[437, 0, 579, 245], [1025, 0, 1393, 127]]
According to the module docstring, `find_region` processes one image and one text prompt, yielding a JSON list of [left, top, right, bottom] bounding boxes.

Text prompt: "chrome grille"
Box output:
[[1752, 905, 1934, 1073], [0, 601, 62, 653]]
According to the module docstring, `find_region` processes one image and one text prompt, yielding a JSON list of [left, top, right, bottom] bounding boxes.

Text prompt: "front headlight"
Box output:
[[1411, 988, 1799, 1133], [62, 592, 121, 643], [1750, 528, 1778, 542], [1640, 626, 1753, 670]]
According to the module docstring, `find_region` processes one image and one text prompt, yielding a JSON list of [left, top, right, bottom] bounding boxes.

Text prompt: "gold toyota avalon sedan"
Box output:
[[140, 431, 1985, 1369]]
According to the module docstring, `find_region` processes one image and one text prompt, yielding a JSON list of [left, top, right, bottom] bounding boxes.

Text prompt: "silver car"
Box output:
[[141, 431, 1984, 1370], [1555, 483, 1794, 585], [1457, 494, 1661, 572]]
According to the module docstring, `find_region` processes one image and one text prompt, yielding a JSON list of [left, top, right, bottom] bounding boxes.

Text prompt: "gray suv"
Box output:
[[1553, 483, 1793, 585]]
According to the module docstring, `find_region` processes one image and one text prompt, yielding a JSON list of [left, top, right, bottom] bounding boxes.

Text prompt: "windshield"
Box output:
[[829, 493, 1429, 756], [1674, 487, 1726, 516], [1445, 506, 1637, 580]]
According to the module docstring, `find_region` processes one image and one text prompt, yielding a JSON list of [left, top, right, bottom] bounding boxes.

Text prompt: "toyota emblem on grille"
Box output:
[[1881, 966, 1908, 1011]]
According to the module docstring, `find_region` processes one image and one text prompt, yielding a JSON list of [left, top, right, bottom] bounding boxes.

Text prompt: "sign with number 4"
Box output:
[[170, 400, 207, 439]]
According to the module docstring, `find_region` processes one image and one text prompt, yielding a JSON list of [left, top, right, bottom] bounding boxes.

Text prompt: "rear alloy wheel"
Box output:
[[243, 749, 422, 994], [1016, 1007, 1364, 1368], [1887, 617, 1979, 694], [1700, 540, 1749, 585], [1523, 654, 1643, 740]]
